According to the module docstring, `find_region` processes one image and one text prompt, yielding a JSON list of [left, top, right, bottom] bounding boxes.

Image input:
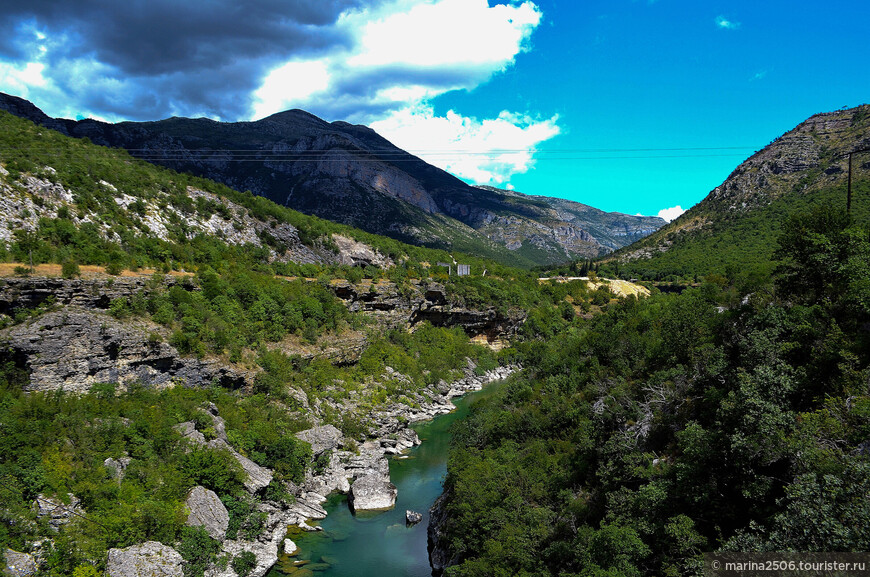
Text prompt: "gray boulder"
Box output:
[[105, 541, 183, 577], [204, 403, 228, 441], [208, 540, 277, 577], [295, 425, 342, 456], [348, 474, 397, 512], [3, 549, 36, 577], [283, 539, 297, 555], [406, 510, 423, 525], [104, 456, 131, 481], [185, 486, 229, 541], [173, 421, 206, 445]]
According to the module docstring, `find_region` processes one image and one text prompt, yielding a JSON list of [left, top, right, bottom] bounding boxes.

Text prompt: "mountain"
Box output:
[[606, 104, 870, 279], [0, 92, 664, 267]]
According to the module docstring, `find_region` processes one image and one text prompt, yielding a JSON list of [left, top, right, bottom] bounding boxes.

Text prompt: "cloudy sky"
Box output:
[[1, 0, 868, 219]]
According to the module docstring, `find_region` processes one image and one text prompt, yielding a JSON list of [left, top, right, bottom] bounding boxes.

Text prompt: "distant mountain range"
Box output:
[[0, 93, 664, 267], [608, 104, 870, 279]]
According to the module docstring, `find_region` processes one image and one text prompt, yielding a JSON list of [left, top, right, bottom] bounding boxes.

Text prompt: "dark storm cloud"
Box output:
[[0, 0, 381, 119]]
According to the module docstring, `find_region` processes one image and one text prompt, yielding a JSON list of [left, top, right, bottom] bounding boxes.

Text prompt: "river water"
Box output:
[[269, 382, 503, 577]]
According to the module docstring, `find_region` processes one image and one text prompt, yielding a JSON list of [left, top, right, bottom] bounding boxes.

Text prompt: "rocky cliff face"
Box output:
[[473, 186, 664, 259], [703, 108, 870, 213], [0, 93, 664, 265], [0, 308, 252, 393]]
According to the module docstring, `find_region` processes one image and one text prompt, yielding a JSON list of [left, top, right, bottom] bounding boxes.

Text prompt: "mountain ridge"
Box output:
[[0, 92, 664, 267], [604, 103, 870, 279]]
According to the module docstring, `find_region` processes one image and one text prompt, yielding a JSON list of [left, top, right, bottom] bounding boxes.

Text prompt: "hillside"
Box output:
[[0, 107, 646, 576], [0, 92, 664, 267], [605, 104, 870, 280]]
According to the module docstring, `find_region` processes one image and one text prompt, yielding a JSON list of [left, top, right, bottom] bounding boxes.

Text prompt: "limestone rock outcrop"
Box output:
[[0, 277, 177, 316], [0, 308, 251, 393], [348, 474, 397, 512], [104, 456, 131, 481], [294, 425, 342, 456], [185, 486, 229, 541], [34, 494, 82, 531], [208, 540, 277, 577], [3, 549, 36, 577], [208, 439, 273, 493], [174, 419, 273, 493], [105, 541, 183, 577]]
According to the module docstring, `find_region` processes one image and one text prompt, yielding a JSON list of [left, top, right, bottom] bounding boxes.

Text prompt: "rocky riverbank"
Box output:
[[1, 362, 518, 577], [166, 363, 518, 576]]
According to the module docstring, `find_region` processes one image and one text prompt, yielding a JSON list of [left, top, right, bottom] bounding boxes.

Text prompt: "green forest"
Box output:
[[437, 207, 870, 576]]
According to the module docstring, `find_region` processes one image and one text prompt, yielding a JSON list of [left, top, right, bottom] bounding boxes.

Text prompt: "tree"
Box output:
[[775, 206, 870, 318]]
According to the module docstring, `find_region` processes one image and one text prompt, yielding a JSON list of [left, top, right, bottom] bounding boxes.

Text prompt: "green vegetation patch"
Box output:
[[438, 207, 870, 576]]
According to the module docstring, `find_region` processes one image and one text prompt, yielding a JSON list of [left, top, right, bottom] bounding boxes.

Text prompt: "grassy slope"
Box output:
[[613, 181, 870, 280]]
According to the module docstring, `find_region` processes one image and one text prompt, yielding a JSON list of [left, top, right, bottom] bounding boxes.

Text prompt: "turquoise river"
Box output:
[[269, 381, 504, 577]]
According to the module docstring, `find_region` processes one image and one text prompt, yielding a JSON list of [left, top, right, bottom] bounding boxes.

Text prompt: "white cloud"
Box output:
[[2, 0, 558, 186], [657, 205, 685, 222], [252, 60, 332, 120], [346, 0, 541, 69], [370, 105, 560, 184], [248, 0, 557, 186], [0, 61, 48, 91], [715, 15, 740, 30]]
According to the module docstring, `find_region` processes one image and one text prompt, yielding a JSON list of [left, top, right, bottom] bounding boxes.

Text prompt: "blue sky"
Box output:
[[0, 0, 867, 219]]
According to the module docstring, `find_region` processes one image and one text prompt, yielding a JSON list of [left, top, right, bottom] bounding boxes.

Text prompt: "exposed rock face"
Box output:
[[105, 541, 183, 577], [332, 234, 393, 268], [185, 486, 229, 541], [405, 510, 422, 525], [0, 308, 252, 393], [328, 280, 526, 343], [209, 439, 274, 493], [0, 142, 327, 266], [3, 549, 36, 577], [0, 277, 523, 397], [294, 425, 342, 456], [473, 186, 664, 257], [104, 456, 132, 481], [34, 494, 82, 531], [208, 540, 277, 577], [0, 276, 178, 316], [283, 539, 297, 555], [348, 474, 398, 512], [174, 421, 206, 444]]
